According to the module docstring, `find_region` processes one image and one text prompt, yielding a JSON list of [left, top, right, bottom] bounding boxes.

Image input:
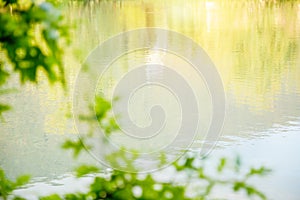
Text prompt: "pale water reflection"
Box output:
[[1, 0, 300, 199]]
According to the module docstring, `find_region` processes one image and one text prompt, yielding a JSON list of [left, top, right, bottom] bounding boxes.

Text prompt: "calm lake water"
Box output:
[[1, 0, 300, 199]]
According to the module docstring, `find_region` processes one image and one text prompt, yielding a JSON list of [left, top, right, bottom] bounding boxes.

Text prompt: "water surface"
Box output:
[[1, 0, 300, 199]]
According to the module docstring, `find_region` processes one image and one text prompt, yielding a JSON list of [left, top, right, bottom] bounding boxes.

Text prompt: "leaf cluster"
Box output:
[[0, 0, 69, 116], [0, 168, 30, 200]]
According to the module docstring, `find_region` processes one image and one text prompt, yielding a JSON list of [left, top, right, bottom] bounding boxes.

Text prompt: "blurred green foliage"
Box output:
[[0, 61, 11, 117], [37, 152, 271, 200], [75, 95, 119, 137], [59, 94, 271, 200], [0, 0, 69, 116], [0, 168, 30, 200], [0, 0, 69, 83]]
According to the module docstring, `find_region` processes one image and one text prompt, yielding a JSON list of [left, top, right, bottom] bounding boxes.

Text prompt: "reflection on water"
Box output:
[[1, 0, 300, 198], [69, 0, 300, 145]]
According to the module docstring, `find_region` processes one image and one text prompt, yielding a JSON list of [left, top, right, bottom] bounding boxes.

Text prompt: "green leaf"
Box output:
[[13, 196, 27, 200], [0, 63, 9, 86], [94, 95, 111, 122], [0, 168, 30, 199], [75, 165, 99, 177], [0, 103, 11, 116], [246, 166, 271, 178], [217, 157, 227, 172], [39, 194, 62, 200], [61, 139, 90, 158], [14, 175, 30, 188], [233, 181, 244, 192]]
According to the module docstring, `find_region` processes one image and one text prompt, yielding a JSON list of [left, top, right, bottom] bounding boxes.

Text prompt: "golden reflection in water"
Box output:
[[40, 0, 300, 134], [70, 0, 300, 110]]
